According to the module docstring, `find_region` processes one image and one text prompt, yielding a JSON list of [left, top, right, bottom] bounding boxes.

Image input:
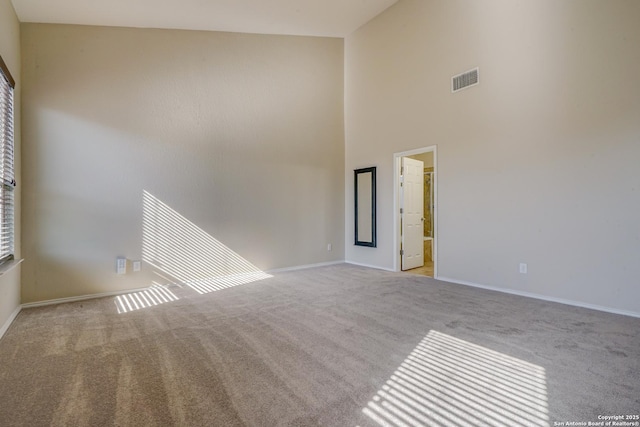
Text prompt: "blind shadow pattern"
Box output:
[[142, 190, 272, 295], [362, 330, 549, 427], [115, 282, 179, 314]]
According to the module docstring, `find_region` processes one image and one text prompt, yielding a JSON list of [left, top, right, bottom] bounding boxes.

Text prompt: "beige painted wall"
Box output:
[[0, 0, 22, 333], [21, 24, 344, 302], [345, 0, 640, 314]]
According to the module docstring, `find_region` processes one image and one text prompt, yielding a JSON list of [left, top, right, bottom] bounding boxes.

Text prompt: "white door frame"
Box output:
[[393, 146, 438, 276]]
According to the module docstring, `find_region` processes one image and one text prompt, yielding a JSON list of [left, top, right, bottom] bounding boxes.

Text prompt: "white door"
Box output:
[[401, 157, 424, 270]]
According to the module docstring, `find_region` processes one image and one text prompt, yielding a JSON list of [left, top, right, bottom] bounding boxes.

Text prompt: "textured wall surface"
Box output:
[[345, 0, 640, 314], [21, 24, 344, 302]]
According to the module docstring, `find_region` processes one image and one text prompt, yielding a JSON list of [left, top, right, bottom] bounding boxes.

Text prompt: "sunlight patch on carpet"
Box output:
[[115, 283, 179, 314], [362, 330, 549, 427], [185, 271, 274, 294]]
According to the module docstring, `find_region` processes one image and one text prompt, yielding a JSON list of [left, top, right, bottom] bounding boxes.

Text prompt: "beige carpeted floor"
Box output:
[[0, 264, 638, 426]]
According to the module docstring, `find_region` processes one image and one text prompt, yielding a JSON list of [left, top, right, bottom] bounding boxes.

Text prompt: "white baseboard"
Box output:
[[20, 261, 343, 308], [438, 276, 640, 319], [21, 287, 151, 309], [267, 261, 344, 274], [0, 305, 22, 341], [344, 261, 396, 272]]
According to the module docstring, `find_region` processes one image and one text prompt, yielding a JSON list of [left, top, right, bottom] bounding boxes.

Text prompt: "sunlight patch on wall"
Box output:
[[142, 190, 272, 295], [362, 330, 549, 427], [115, 283, 179, 314]]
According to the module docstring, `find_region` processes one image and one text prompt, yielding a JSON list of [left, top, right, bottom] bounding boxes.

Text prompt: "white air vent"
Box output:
[[451, 67, 479, 93]]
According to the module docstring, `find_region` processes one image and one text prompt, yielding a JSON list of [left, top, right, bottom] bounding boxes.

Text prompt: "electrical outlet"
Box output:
[[327, 243, 332, 251], [519, 263, 528, 274], [116, 257, 127, 275], [133, 260, 141, 272]]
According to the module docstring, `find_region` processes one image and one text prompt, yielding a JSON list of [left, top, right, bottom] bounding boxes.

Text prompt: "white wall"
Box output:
[[345, 0, 640, 314], [21, 24, 345, 303], [0, 0, 22, 336]]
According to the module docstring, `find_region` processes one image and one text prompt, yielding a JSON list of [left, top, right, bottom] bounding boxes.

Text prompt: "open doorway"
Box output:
[[393, 146, 437, 277]]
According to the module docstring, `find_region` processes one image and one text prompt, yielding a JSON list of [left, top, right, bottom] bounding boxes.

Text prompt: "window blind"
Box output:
[[0, 55, 15, 263]]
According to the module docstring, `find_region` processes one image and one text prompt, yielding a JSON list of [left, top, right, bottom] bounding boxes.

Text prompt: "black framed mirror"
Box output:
[[354, 167, 376, 247]]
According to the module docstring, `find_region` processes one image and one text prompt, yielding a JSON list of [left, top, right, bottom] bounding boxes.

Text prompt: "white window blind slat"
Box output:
[[0, 55, 15, 264]]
